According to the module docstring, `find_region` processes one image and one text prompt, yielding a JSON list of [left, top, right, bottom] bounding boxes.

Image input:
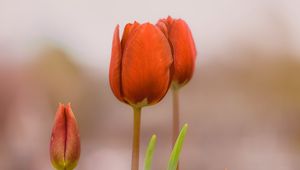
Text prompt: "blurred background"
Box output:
[[1, 0, 300, 169]]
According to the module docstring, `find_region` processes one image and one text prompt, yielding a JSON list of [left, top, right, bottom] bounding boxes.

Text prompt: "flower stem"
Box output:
[[131, 107, 142, 170], [172, 87, 180, 170]]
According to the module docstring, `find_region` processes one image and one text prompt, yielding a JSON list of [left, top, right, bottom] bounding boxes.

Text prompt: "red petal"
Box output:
[[121, 21, 140, 51], [166, 16, 174, 26], [121, 23, 173, 105], [168, 19, 196, 86], [109, 25, 124, 101], [64, 103, 80, 169], [156, 21, 168, 38], [50, 103, 67, 170]]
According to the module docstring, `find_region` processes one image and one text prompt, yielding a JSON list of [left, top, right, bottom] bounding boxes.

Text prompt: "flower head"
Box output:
[[50, 103, 80, 170], [157, 16, 197, 88], [109, 22, 173, 107]]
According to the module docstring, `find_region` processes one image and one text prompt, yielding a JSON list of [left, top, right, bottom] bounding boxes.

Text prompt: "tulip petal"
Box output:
[[122, 23, 173, 106], [64, 103, 80, 170], [156, 21, 168, 38], [168, 19, 196, 86], [121, 21, 140, 51], [109, 25, 124, 101], [166, 16, 174, 26], [50, 103, 66, 170]]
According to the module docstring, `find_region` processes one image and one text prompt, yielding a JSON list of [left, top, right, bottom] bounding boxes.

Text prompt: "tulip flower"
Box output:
[[156, 16, 196, 88], [109, 22, 173, 170], [50, 103, 80, 170], [157, 16, 197, 170]]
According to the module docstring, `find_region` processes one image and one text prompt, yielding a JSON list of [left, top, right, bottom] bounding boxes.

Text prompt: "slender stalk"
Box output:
[[172, 88, 180, 145], [131, 107, 142, 170], [172, 87, 180, 170]]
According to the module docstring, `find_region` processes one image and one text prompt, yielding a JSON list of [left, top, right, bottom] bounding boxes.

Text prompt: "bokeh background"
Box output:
[[1, 0, 300, 169]]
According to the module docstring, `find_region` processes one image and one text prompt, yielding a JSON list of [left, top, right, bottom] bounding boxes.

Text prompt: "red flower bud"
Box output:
[[157, 16, 197, 88], [109, 22, 173, 107], [50, 103, 80, 170]]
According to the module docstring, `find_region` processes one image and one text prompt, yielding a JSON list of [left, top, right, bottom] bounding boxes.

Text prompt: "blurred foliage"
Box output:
[[167, 124, 188, 170], [144, 135, 157, 170], [143, 124, 188, 170]]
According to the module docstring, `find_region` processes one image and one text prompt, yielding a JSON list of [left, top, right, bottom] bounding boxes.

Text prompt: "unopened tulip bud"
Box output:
[[50, 103, 80, 170], [157, 16, 197, 89]]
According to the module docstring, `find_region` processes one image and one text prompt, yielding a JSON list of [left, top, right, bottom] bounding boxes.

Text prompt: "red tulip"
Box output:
[[50, 103, 80, 170], [109, 22, 173, 107], [156, 16, 197, 88]]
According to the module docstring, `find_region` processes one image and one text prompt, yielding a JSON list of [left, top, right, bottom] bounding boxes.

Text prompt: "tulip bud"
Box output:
[[157, 16, 197, 89], [109, 22, 173, 107], [50, 103, 80, 170]]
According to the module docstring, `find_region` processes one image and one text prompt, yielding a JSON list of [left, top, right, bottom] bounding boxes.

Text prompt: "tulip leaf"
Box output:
[[167, 124, 188, 170], [144, 134, 157, 170]]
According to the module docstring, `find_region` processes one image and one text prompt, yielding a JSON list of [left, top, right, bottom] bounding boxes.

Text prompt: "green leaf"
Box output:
[[144, 134, 157, 170], [167, 124, 188, 170]]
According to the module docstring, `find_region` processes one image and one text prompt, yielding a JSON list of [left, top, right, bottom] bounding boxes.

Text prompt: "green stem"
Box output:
[[172, 87, 180, 170], [131, 107, 142, 170], [172, 88, 180, 145]]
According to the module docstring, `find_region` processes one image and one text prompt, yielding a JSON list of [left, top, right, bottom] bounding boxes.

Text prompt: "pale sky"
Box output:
[[0, 0, 300, 72]]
